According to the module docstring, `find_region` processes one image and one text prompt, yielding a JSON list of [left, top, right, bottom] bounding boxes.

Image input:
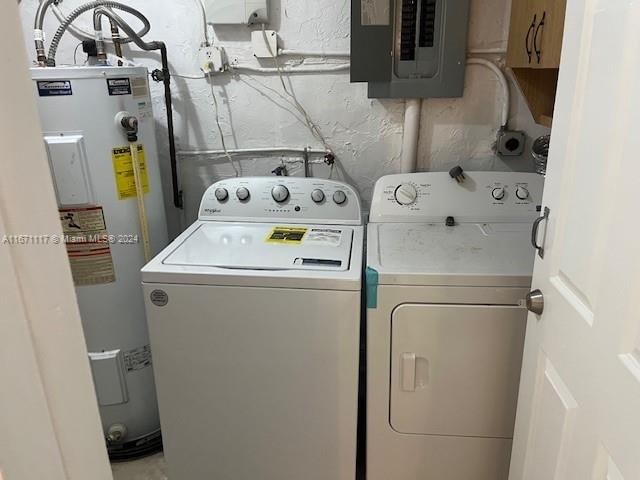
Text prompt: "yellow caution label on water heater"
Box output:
[[265, 226, 308, 244], [112, 145, 150, 200]]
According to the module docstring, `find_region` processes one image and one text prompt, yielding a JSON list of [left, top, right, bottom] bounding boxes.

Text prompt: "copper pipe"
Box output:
[[109, 18, 123, 65]]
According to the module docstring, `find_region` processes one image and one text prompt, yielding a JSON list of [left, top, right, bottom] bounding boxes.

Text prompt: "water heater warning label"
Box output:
[[123, 345, 153, 371], [59, 206, 116, 286], [112, 145, 150, 200], [106, 77, 132, 95]]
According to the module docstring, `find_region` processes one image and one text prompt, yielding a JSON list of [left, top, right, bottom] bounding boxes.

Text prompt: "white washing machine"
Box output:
[[142, 177, 363, 480], [366, 171, 544, 480]]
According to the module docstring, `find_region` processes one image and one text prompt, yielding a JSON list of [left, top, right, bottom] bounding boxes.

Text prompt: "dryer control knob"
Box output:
[[394, 184, 418, 205], [516, 186, 530, 200], [236, 187, 250, 201], [215, 188, 229, 202], [333, 190, 347, 205], [271, 185, 290, 203], [492, 187, 506, 201], [311, 189, 325, 203]]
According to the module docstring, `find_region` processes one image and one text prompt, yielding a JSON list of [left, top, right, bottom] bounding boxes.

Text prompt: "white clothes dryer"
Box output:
[[366, 172, 544, 480]]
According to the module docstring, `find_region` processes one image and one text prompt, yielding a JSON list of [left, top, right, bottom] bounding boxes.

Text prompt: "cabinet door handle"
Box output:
[[525, 14, 537, 63], [534, 11, 546, 63], [531, 206, 550, 259]]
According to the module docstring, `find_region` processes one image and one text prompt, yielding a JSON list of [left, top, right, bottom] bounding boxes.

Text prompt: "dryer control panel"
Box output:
[[199, 177, 362, 225], [369, 172, 544, 223]]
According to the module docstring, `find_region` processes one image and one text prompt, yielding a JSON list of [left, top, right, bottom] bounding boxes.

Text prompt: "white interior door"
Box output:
[[509, 0, 640, 478], [0, 1, 113, 478]]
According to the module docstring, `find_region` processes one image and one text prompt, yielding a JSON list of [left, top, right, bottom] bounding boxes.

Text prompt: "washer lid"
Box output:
[[163, 222, 353, 271], [368, 222, 535, 286]]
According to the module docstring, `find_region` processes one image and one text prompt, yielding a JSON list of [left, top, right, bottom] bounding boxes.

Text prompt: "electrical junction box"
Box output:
[[251, 30, 277, 58], [199, 45, 227, 73], [351, 0, 471, 98], [496, 130, 526, 156], [206, 0, 268, 25]]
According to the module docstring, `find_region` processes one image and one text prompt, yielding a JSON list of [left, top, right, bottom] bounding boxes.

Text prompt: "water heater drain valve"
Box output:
[[106, 423, 128, 444]]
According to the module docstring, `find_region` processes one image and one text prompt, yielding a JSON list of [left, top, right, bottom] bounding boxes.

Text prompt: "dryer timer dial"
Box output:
[[394, 184, 418, 205]]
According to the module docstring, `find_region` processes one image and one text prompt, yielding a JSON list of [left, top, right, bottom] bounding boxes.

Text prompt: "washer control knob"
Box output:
[[236, 187, 250, 201], [394, 184, 418, 205], [492, 187, 506, 201], [215, 188, 229, 202], [311, 189, 325, 203], [333, 190, 347, 205], [516, 186, 530, 200], [271, 185, 290, 203]]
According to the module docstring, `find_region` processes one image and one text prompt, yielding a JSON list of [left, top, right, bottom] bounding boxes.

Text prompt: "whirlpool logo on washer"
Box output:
[[150, 289, 169, 307], [203, 208, 222, 214]]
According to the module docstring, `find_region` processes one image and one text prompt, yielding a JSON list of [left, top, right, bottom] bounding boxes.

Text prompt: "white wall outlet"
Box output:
[[198, 46, 226, 74], [251, 30, 278, 58]]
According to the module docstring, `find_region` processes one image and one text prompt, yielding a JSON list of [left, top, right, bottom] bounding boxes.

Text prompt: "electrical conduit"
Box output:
[[231, 63, 350, 74], [466, 58, 510, 128]]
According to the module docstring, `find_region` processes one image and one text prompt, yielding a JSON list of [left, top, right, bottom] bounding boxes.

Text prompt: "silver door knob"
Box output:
[[526, 289, 544, 315]]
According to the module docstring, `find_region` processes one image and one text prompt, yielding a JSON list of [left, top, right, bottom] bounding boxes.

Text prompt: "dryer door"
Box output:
[[390, 304, 526, 438]]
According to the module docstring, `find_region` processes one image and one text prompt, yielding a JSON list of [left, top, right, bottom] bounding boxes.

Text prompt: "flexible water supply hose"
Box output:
[[46, 0, 150, 66], [129, 142, 152, 263], [33, 0, 56, 64], [45, 0, 210, 48]]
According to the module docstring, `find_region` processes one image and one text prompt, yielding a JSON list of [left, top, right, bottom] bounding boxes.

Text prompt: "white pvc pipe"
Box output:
[[400, 99, 422, 174], [178, 147, 330, 156], [278, 49, 351, 57], [466, 58, 510, 128]]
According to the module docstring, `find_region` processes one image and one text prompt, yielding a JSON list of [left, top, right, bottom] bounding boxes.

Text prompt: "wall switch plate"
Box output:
[[251, 30, 278, 58], [198, 46, 226, 74], [496, 130, 526, 156]]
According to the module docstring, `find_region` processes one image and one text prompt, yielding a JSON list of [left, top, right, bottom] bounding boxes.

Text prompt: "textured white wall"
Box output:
[[19, 0, 549, 230]]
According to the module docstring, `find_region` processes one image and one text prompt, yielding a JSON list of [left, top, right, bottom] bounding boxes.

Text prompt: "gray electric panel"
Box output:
[[351, 0, 470, 98]]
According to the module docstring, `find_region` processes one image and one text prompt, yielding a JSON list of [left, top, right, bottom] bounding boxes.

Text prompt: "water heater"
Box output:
[[31, 66, 168, 459]]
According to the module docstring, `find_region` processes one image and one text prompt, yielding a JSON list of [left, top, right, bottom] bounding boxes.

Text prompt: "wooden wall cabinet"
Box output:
[[507, 0, 567, 126]]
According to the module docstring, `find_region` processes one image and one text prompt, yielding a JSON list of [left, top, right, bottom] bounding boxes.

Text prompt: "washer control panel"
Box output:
[[370, 172, 544, 223], [199, 177, 362, 225]]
